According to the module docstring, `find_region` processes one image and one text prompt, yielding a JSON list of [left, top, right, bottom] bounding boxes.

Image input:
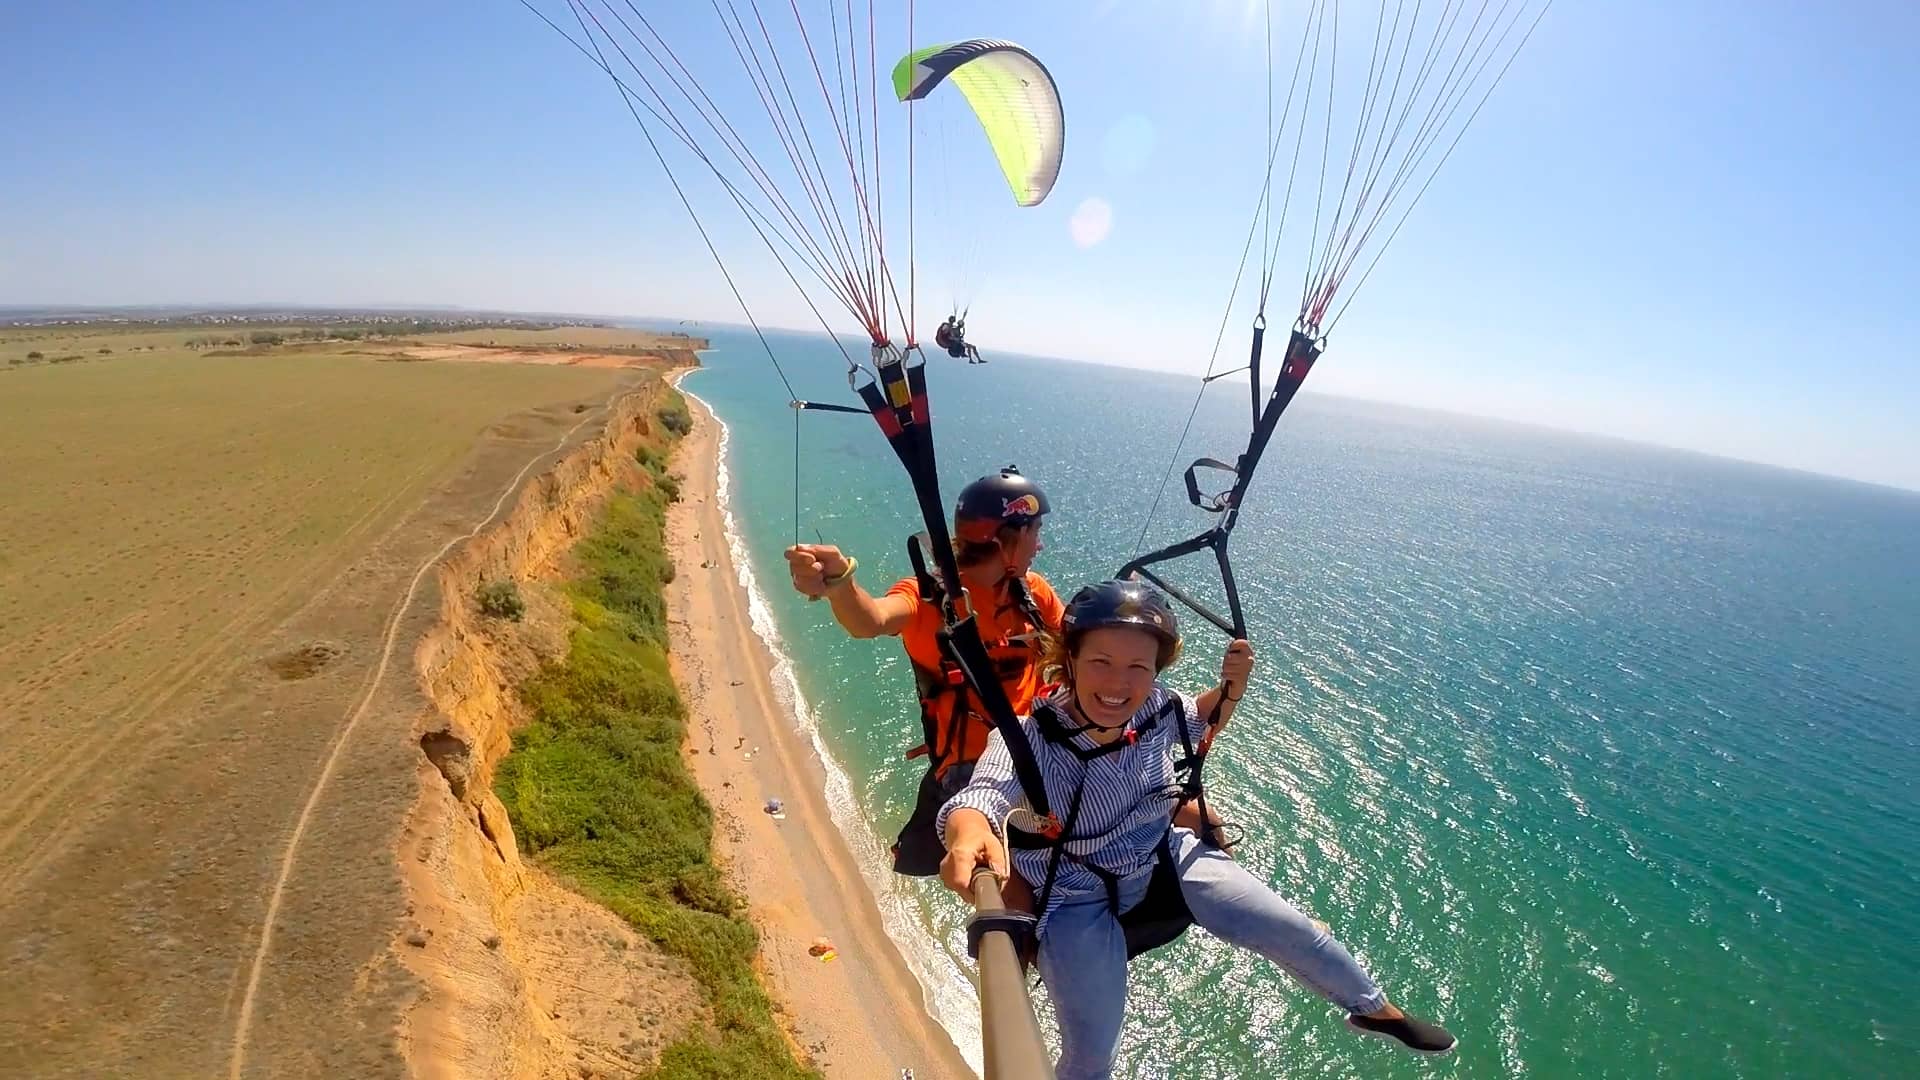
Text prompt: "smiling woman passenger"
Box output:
[[936, 580, 1455, 1079]]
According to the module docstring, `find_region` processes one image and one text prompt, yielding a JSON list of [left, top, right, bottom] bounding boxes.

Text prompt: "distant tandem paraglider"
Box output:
[[894, 39, 1063, 363], [933, 314, 982, 363]]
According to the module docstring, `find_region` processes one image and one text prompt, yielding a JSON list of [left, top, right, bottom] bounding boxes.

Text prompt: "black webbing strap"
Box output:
[[854, 349, 1054, 822], [1118, 327, 1322, 641]]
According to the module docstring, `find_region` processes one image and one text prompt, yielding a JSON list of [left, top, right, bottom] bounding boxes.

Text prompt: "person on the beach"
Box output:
[[936, 580, 1457, 1078], [785, 466, 1055, 876]]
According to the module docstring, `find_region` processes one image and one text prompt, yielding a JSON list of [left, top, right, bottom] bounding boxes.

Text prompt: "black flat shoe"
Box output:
[[1347, 1013, 1457, 1055]]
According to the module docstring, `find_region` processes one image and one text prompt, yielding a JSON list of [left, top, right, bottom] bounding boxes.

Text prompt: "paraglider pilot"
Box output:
[[935, 315, 985, 364]]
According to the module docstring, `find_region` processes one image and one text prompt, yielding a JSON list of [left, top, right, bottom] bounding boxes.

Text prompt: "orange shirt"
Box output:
[[886, 571, 1064, 775]]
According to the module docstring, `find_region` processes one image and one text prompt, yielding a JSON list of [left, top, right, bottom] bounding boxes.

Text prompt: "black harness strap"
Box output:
[[1116, 332, 1324, 850], [1118, 327, 1322, 640], [1008, 694, 1201, 957], [907, 662, 968, 775], [1004, 573, 1048, 643], [1172, 696, 1226, 852], [1095, 833, 1193, 960], [904, 531, 1052, 783], [850, 349, 1198, 956], [855, 350, 1053, 821]]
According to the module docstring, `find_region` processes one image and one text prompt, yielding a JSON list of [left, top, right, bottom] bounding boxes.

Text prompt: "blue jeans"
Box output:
[[1035, 827, 1389, 1080]]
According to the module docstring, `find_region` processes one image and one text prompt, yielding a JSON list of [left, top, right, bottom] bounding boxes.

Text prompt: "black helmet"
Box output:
[[1061, 579, 1183, 669], [954, 465, 1050, 543]]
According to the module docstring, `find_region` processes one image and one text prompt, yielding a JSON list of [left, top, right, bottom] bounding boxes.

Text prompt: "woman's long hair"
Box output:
[[1038, 631, 1073, 692]]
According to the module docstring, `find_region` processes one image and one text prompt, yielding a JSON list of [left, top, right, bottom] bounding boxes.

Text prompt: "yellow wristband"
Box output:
[[822, 556, 858, 588]]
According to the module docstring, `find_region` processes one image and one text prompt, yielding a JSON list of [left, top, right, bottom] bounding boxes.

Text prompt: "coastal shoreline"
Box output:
[[662, 374, 978, 1079]]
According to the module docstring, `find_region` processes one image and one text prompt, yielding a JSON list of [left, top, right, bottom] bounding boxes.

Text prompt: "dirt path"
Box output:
[[0, 378, 645, 1079], [225, 405, 607, 1078]]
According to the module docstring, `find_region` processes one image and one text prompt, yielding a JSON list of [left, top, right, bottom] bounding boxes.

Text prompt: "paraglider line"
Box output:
[[1299, 0, 1402, 317], [552, 0, 826, 393], [791, 0, 884, 336], [784, 0, 909, 341], [1260, 0, 1272, 296], [636, 0, 863, 293], [1297, 0, 1337, 321], [1132, 0, 1322, 559], [832, 0, 876, 330], [548, 0, 870, 327], [563, 0, 850, 543], [1304, 0, 1480, 321], [1309, 0, 1542, 326], [1300, 0, 1440, 314], [746, 0, 888, 332], [1326, 0, 1552, 332], [721, 0, 874, 313], [605, 0, 861, 309], [906, 0, 915, 339], [871, 0, 885, 337], [1309, 0, 1532, 325]]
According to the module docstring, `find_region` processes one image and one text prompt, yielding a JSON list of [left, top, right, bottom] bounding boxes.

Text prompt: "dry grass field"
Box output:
[[0, 326, 689, 1077], [407, 325, 704, 351]]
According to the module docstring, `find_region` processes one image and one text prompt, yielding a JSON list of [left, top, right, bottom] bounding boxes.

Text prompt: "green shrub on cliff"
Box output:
[[655, 392, 693, 437], [495, 412, 817, 1080], [476, 579, 525, 621]]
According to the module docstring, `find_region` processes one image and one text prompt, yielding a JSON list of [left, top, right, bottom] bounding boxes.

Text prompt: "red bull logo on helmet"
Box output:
[[1003, 494, 1042, 519]]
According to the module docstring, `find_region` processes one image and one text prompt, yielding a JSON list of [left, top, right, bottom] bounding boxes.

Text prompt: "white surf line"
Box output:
[[226, 402, 610, 1080], [673, 370, 986, 1076]]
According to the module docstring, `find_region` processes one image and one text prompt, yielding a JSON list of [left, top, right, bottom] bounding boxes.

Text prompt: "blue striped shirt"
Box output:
[[936, 684, 1208, 934]]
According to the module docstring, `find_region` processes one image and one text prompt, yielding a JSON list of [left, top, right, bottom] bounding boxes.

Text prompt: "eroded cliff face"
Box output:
[[397, 367, 710, 1080]]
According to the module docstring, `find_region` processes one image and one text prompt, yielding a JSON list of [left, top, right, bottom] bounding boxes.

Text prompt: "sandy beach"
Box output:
[[661, 380, 977, 1079]]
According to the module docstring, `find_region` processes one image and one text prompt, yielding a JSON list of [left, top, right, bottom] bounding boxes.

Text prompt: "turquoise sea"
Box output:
[[677, 325, 1920, 1079]]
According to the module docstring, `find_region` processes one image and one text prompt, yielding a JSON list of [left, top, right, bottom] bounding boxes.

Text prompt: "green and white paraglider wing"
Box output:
[[893, 40, 1064, 208]]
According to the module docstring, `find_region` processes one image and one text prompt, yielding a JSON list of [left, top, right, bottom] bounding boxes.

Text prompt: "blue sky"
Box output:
[[4, 1, 1917, 490]]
